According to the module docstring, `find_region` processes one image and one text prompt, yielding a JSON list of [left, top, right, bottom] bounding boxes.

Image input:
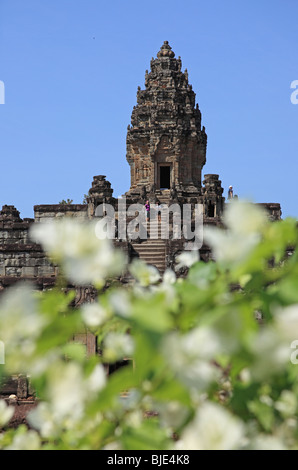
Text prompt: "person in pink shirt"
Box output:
[[145, 200, 150, 222]]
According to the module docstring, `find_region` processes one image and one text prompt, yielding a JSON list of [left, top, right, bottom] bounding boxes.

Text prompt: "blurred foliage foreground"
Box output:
[[1, 201, 298, 450]]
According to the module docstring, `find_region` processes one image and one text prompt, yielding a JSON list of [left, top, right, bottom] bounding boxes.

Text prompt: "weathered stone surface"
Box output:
[[202, 174, 224, 218], [34, 204, 88, 222], [17, 375, 28, 399], [256, 203, 282, 220], [86, 175, 115, 218], [125, 41, 207, 204]]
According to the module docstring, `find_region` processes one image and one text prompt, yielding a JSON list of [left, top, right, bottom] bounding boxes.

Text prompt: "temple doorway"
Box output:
[[159, 165, 171, 189]]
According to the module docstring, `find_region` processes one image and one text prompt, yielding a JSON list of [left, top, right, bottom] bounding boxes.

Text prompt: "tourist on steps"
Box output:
[[145, 200, 150, 222]]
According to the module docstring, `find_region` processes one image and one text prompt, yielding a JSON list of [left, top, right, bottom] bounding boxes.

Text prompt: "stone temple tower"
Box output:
[[125, 41, 210, 205], [0, 41, 282, 398]]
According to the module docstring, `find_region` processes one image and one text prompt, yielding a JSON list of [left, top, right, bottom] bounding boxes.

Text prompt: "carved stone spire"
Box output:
[[0, 205, 21, 222], [126, 41, 207, 201], [87, 176, 114, 205], [157, 40, 175, 58]]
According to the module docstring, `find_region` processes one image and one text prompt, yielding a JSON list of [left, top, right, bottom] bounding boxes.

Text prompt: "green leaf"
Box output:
[[121, 419, 171, 450], [248, 399, 275, 432]]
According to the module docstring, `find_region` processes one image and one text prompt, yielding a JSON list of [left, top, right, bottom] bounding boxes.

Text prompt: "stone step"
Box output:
[[132, 240, 166, 245], [135, 245, 165, 249], [147, 264, 166, 271], [139, 239, 167, 243], [135, 252, 165, 256], [136, 246, 165, 252], [132, 249, 165, 255], [135, 254, 165, 260], [139, 228, 167, 233], [143, 233, 165, 237], [146, 230, 170, 236], [132, 247, 166, 272], [156, 190, 170, 195], [133, 246, 165, 254], [146, 241, 169, 244], [133, 253, 165, 260], [146, 233, 169, 237], [132, 241, 165, 248], [156, 198, 170, 202], [131, 227, 167, 274]]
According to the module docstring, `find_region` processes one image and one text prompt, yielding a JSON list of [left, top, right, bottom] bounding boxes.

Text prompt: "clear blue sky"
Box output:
[[0, 0, 297, 218]]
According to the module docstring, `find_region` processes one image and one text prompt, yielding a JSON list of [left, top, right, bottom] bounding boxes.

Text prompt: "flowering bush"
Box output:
[[0, 201, 298, 450]]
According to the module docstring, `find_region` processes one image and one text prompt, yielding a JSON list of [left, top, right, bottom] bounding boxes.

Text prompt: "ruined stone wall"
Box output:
[[256, 203, 282, 221], [34, 204, 88, 222], [0, 206, 57, 292], [0, 204, 88, 293]]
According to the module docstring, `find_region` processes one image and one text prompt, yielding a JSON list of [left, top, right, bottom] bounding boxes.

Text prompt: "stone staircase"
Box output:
[[155, 189, 171, 204], [131, 221, 166, 275], [130, 192, 176, 275]]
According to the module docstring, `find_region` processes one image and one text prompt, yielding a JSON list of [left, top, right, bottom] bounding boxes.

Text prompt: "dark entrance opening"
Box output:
[[207, 203, 215, 217], [160, 166, 171, 189]]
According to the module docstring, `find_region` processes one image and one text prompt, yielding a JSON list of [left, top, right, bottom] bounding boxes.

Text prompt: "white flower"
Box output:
[[161, 328, 221, 390], [275, 390, 297, 418], [0, 400, 14, 428], [104, 333, 134, 362], [239, 368, 251, 384], [0, 284, 47, 373], [28, 350, 61, 377], [155, 401, 189, 429], [248, 327, 290, 380], [81, 302, 109, 327], [204, 228, 260, 264], [108, 290, 131, 318], [129, 259, 161, 286], [103, 441, 122, 450], [30, 219, 126, 286], [5, 430, 41, 450], [153, 269, 177, 303], [204, 200, 267, 265], [259, 395, 273, 407], [176, 401, 244, 450], [0, 284, 44, 344], [162, 269, 176, 285], [28, 402, 59, 438], [224, 200, 267, 236], [274, 305, 298, 342], [28, 362, 107, 438], [125, 410, 143, 428], [175, 251, 199, 271], [182, 326, 221, 360], [250, 435, 286, 450], [86, 364, 106, 395], [47, 362, 86, 420]]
